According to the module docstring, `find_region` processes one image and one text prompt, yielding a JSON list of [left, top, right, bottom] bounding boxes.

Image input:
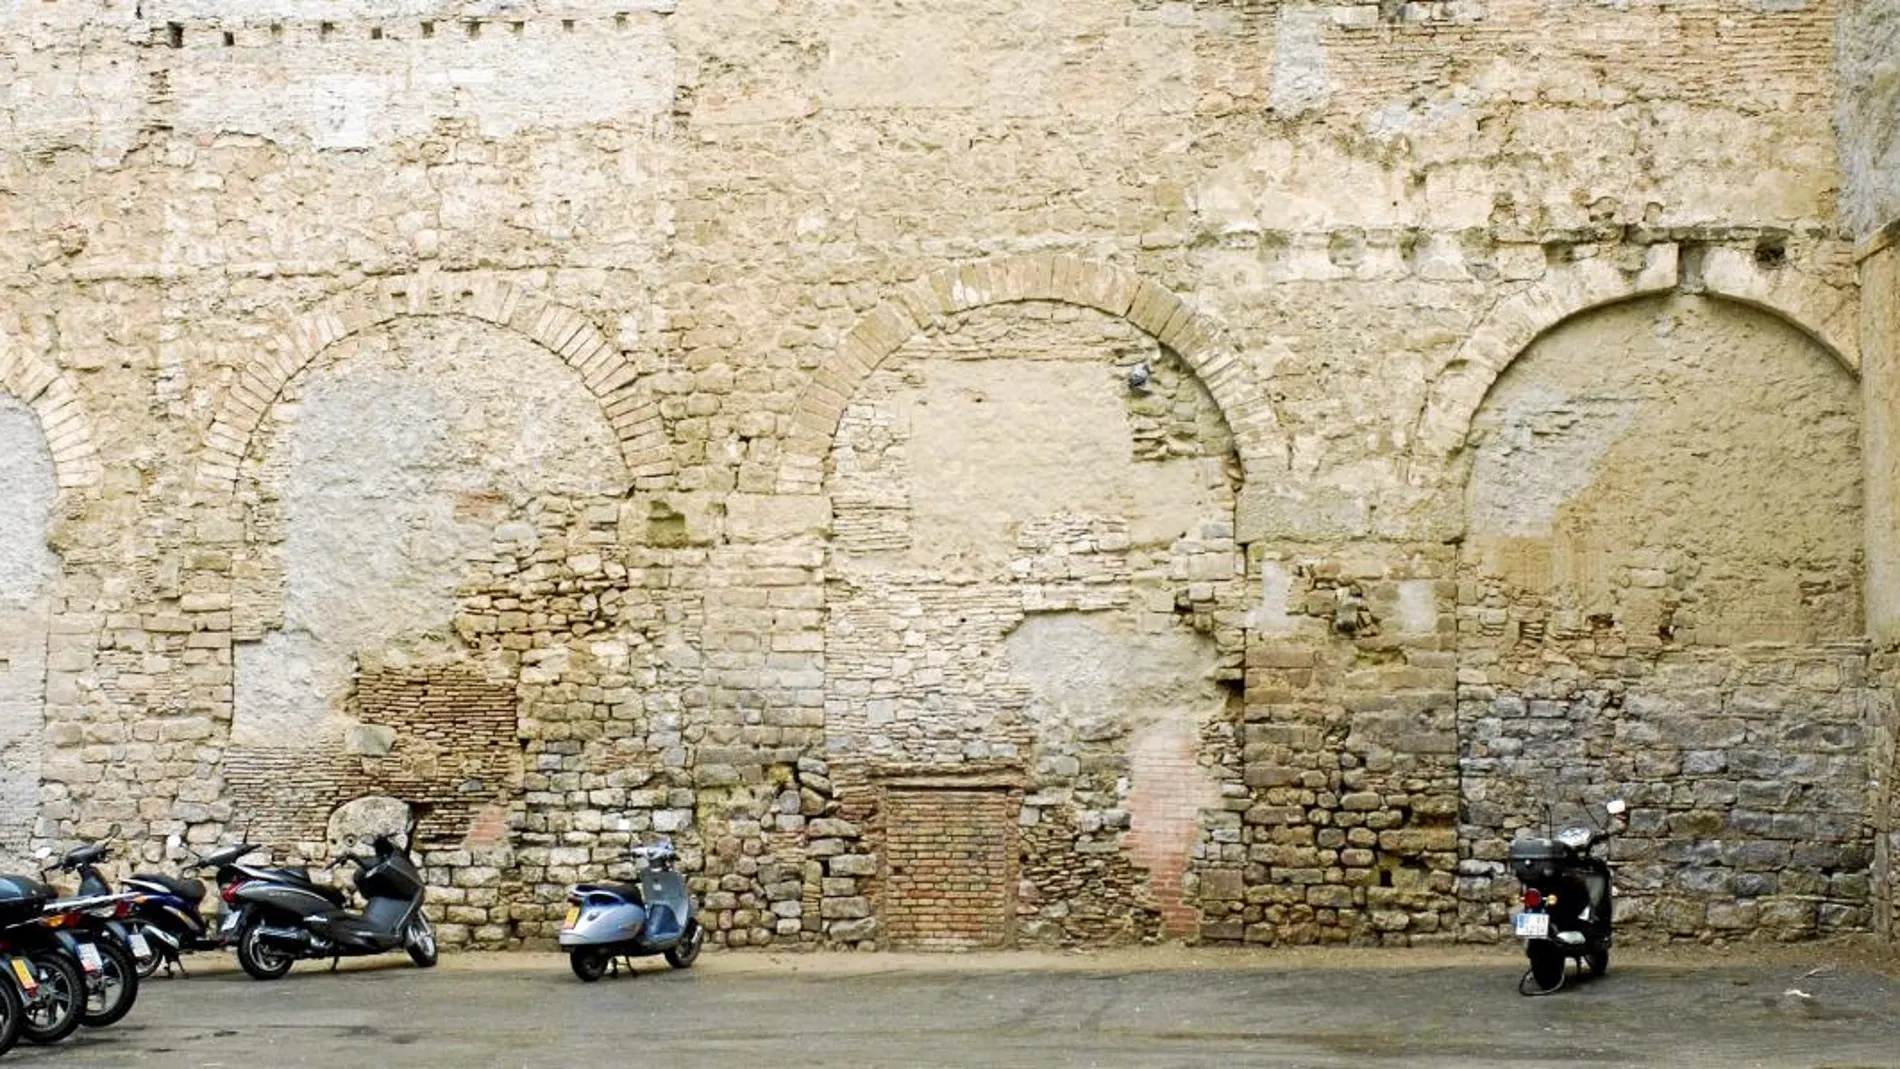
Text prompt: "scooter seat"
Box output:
[[575, 881, 644, 905], [130, 874, 206, 904], [249, 869, 348, 907]]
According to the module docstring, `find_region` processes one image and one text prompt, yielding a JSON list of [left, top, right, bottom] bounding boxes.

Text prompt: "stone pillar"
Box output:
[[1864, 225, 1900, 643], [1862, 222, 1900, 942]]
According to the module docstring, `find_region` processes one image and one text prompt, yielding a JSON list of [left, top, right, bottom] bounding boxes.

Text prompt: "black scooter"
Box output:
[[227, 827, 437, 980], [1508, 797, 1628, 994]]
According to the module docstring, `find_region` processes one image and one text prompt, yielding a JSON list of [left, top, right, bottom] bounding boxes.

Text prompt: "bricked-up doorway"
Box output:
[[879, 775, 1023, 950]]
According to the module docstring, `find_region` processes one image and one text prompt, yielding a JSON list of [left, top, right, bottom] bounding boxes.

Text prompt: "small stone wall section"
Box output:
[[224, 664, 518, 851]]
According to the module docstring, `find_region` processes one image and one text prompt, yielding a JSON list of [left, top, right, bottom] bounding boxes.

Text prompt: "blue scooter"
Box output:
[[52, 833, 260, 978], [559, 839, 703, 981]]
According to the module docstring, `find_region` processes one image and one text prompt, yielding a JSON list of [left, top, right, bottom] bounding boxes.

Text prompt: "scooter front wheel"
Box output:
[[406, 914, 438, 969], [236, 921, 295, 981], [20, 950, 85, 1044], [569, 947, 611, 983], [664, 921, 703, 970], [0, 960, 25, 1056]]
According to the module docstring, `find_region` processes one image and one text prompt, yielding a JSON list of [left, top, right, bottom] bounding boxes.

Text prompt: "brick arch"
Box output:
[[0, 329, 102, 491], [775, 254, 1286, 494], [195, 274, 669, 494], [1411, 244, 1860, 464]]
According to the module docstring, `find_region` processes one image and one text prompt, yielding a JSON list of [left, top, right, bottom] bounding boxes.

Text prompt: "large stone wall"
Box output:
[[1, 0, 1893, 951]]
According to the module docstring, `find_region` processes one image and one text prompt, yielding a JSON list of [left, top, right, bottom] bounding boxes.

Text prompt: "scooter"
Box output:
[[1509, 797, 1628, 994], [49, 834, 169, 978], [100, 840, 266, 977], [559, 839, 704, 981], [24, 891, 141, 1029], [0, 945, 33, 1057], [227, 827, 437, 980], [0, 874, 89, 1046]]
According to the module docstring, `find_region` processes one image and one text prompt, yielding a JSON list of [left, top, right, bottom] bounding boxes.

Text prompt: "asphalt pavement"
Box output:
[[5, 946, 1896, 1068]]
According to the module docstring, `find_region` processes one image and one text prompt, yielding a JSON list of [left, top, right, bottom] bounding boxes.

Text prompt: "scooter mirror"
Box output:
[[1605, 799, 1627, 816]]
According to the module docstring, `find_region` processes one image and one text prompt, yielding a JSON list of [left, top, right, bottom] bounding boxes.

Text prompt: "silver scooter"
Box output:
[[558, 839, 703, 981]]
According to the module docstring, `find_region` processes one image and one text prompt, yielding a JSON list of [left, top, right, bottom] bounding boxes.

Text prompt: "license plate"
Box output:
[[76, 943, 103, 975], [8, 959, 37, 997], [1514, 912, 1550, 939], [563, 906, 580, 930], [220, 912, 241, 934], [128, 933, 151, 958]]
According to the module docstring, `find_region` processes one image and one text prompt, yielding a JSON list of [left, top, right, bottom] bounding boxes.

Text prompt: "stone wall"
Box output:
[[1839, 0, 1900, 239], [0, 0, 1890, 952]]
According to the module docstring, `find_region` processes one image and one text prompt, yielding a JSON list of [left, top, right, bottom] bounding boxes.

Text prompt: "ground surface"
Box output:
[[8, 944, 1898, 1068]]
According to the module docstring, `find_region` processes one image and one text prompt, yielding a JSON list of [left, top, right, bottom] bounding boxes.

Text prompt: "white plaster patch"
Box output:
[[0, 397, 52, 864], [1003, 613, 1223, 731], [899, 360, 1133, 570], [234, 319, 627, 748], [1467, 385, 1640, 537], [1464, 295, 1862, 644], [0, 600, 48, 866], [820, 8, 1057, 114], [168, 23, 674, 145], [1270, 8, 1331, 118], [1396, 579, 1438, 635], [1837, 0, 1900, 236], [1254, 559, 1298, 635], [0, 399, 56, 608]]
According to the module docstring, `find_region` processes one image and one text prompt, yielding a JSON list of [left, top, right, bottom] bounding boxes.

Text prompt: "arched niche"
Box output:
[[817, 283, 1254, 947], [1454, 291, 1869, 943]]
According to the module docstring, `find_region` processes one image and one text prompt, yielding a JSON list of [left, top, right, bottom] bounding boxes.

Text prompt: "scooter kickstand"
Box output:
[[330, 956, 341, 973]]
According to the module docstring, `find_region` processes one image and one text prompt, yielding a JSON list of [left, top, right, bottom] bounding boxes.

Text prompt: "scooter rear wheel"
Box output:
[[236, 920, 295, 981], [1527, 944, 1566, 992], [569, 947, 611, 983], [126, 923, 163, 979], [1585, 946, 1609, 977]]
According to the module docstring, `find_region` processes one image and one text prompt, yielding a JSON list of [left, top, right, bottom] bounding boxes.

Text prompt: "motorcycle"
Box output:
[[227, 826, 437, 980], [559, 839, 704, 982], [1509, 797, 1628, 994]]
